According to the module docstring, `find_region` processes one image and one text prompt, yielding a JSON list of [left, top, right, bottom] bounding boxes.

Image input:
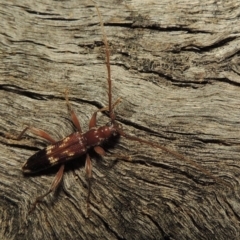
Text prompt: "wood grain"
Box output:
[[1, 0, 240, 239]]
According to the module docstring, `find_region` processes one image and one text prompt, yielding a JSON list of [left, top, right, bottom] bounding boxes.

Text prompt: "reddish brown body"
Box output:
[[22, 124, 118, 173]]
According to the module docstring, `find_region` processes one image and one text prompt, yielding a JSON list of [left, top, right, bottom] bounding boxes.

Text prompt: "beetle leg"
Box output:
[[29, 164, 65, 213], [65, 89, 82, 132], [7, 126, 56, 144], [85, 154, 93, 216]]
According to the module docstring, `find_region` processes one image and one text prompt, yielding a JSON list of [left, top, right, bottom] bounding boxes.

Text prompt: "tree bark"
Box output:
[[0, 0, 240, 239]]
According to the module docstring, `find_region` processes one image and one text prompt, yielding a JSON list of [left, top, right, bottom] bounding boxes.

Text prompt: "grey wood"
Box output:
[[0, 0, 240, 239]]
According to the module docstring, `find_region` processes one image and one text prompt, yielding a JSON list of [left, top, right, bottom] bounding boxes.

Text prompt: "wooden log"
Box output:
[[0, 0, 240, 239]]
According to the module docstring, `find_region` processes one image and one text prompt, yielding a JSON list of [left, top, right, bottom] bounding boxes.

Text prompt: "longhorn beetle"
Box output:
[[10, 2, 230, 214]]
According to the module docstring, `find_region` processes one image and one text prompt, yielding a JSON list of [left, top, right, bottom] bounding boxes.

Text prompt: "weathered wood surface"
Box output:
[[1, 0, 240, 239]]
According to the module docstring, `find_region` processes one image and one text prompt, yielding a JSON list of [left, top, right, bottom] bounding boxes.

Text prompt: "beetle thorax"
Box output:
[[83, 124, 117, 147]]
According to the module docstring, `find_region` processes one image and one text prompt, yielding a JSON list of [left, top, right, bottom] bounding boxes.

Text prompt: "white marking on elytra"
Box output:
[[46, 146, 54, 155], [63, 150, 75, 156], [46, 145, 54, 152], [49, 156, 59, 163], [77, 135, 84, 145], [63, 137, 70, 142]]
